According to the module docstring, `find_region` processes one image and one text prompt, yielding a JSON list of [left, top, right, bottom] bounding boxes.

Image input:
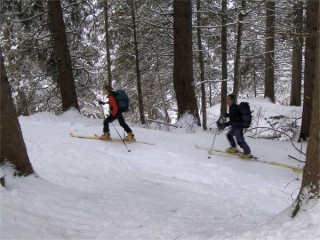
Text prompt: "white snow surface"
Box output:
[[1, 102, 320, 240]]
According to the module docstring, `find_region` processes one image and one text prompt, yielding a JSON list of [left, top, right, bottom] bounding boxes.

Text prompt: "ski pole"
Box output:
[[209, 116, 224, 159], [100, 104, 131, 152], [208, 128, 218, 159], [111, 122, 131, 152]]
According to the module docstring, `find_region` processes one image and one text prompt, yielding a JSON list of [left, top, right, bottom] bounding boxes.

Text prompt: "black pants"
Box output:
[[103, 112, 132, 133], [227, 127, 251, 154]]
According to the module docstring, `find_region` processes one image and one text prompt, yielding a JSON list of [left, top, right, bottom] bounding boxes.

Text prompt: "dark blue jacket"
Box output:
[[225, 103, 240, 127]]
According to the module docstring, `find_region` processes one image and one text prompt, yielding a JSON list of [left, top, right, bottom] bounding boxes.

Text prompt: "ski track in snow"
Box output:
[[1, 107, 319, 240]]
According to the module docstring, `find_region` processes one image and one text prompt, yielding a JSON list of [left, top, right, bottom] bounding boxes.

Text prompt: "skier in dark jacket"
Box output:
[[218, 94, 252, 158], [98, 85, 135, 141]]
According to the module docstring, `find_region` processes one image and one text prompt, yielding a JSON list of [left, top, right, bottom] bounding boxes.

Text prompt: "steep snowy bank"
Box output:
[[1, 104, 318, 240]]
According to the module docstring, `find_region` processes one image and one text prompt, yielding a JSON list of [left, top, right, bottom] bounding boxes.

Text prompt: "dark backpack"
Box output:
[[112, 89, 129, 112], [113, 89, 129, 112], [238, 102, 252, 128]]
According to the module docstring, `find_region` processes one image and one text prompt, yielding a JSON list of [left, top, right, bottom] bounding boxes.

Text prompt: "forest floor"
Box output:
[[1, 99, 320, 240]]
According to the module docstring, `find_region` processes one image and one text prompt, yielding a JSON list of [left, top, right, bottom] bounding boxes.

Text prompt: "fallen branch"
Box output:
[[249, 127, 306, 156], [248, 135, 278, 140], [288, 155, 305, 163], [146, 119, 180, 128]]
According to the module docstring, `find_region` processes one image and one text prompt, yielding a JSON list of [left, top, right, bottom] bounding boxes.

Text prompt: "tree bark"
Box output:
[[292, 2, 320, 217], [209, 83, 212, 107], [173, 0, 200, 125], [253, 61, 257, 98], [16, 88, 29, 116], [47, 0, 79, 112], [220, 0, 228, 116], [290, 0, 303, 106], [104, 0, 113, 86], [197, 0, 207, 130], [300, 0, 319, 139], [264, 0, 275, 103], [155, 52, 170, 123], [130, 0, 145, 124], [0, 47, 34, 176], [233, 0, 246, 100]]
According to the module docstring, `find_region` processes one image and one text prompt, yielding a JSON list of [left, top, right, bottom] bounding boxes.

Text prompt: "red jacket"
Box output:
[[108, 95, 118, 117]]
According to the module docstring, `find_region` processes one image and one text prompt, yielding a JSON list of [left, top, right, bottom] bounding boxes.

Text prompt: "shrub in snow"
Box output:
[[176, 113, 200, 133]]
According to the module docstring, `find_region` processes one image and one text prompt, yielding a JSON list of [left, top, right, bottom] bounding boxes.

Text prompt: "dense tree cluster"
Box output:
[[0, 0, 315, 125]]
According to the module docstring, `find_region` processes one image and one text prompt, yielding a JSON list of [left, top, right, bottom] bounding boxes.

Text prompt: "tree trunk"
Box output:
[[155, 53, 170, 123], [16, 88, 29, 116], [209, 83, 212, 107], [47, 0, 79, 112], [130, 0, 145, 124], [233, 0, 246, 100], [220, 0, 228, 116], [292, 3, 320, 217], [300, 0, 319, 139], [197, 0, 207, 130], [3, 28, 14, 73], [253, 61, 257, 98], [264, 1, 275, 103], [173, 0, 200, 125], [0, 47, 34, 176], [290, 0, 303, 106], [104, 0, 113, 86]]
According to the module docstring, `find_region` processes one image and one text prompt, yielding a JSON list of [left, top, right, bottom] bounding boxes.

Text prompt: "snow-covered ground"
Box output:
[[1, 101, 320, 240]]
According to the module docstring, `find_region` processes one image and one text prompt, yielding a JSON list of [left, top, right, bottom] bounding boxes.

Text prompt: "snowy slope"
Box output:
[[1, 106, 319, 240]]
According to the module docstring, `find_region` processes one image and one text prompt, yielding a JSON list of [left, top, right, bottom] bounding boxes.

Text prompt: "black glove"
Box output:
[[216, 121, 225, 131], [106, 115, 113, 122], [98, 100, 105, 105]]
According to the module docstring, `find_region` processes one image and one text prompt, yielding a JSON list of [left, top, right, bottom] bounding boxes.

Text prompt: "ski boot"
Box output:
[[124, 132, 135, 141], [240, 153, 253, 159], [226, 147, 239, 153], [100, 132, 110, 140]]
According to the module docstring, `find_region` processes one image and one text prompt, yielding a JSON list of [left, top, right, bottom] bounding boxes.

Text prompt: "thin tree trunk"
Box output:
[[104, 0, 113, 86], [197, 0, 207, 130], [3, 28, 29, 115], [233, 0, 246, 100], [300, 0, 319, 139], [220, 0, 228, 116], [173, 0, 200, 125], [292, 3, 320, 217], [253, 61, 257, 98], [290, 0, 303, 106], [209, 83, 212, 107], [207, 43, 213, 108], [264, 1, 275, 103], [130, 0, 145, 124], [0, 47, 34, 176], [155, 53, 170, 123], [16, 88, 29, 116], [48, 0, 79, 112], [3, 28, 14, 73]]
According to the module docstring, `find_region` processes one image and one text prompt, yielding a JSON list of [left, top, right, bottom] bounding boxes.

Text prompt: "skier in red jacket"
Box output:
[[98, 85, 134, 141]]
